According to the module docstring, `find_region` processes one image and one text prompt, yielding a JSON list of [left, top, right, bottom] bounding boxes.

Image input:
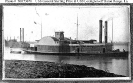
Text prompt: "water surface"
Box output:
[[4, 47, 129, 77]]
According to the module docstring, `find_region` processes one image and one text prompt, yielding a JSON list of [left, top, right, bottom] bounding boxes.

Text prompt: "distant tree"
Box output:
[[9, 39, 17, 42], [5, 40, 9, 47]]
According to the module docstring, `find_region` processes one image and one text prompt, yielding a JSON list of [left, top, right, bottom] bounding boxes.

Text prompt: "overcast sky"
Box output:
[[3, 5, 130, 42]]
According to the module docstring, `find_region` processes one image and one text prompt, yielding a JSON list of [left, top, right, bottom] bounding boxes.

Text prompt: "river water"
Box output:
[[4, 47, 130, 77]]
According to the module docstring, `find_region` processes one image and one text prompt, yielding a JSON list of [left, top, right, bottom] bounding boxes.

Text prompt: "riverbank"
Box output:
[[5, 60, 125, 78]]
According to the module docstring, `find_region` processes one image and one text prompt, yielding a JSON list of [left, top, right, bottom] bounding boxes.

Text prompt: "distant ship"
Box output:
[[5, 39, 29, 54]]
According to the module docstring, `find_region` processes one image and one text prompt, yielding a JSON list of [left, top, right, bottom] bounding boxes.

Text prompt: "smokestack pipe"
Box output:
[[20, 28, 21, 42], [99, 20, 102, 43], [23, 28, 24, 42], [105, 21, 108, 43]]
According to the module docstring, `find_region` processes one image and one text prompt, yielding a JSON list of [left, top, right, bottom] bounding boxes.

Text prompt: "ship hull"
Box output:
[[10, 48, 23, 54], [23, 50, 128, 57]]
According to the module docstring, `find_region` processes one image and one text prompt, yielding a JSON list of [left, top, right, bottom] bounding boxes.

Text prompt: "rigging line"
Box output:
[[35, 7, 40, 17]]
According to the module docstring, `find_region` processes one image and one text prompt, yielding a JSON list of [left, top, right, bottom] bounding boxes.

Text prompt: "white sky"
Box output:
[[3, 5, 130, 42]]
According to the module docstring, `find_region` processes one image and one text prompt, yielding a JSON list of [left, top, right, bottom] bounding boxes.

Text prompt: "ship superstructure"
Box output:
[[31, 20, 113, 54]]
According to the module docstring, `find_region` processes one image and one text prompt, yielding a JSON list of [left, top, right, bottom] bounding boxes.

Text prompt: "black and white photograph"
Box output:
[[3, 5, 130, 79]]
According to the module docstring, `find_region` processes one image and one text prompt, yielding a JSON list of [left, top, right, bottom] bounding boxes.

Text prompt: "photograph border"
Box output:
[[0, 3, 133, 83]]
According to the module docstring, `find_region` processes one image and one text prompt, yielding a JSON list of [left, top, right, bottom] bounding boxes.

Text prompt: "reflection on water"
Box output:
[[4, 47, 129, 76]]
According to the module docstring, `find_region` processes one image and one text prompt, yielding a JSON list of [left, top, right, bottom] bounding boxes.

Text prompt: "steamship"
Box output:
[[23, 20, 128, 56]]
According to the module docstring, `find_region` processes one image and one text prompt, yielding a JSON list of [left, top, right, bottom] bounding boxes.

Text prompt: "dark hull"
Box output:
[[10, 48, 23, 54], [10, 51, 21, 54], [23, 50, 128, 57]]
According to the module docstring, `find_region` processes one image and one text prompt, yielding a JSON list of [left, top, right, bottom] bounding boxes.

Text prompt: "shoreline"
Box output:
[[5, 60, 125, 78]]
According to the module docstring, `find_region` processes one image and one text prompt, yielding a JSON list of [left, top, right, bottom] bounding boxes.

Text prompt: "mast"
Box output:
[[41, 20, 42, 39], [76, 14, 79, 40], [112, 18, 114, 50], [112, 18, 113, 43], [35, 7, 42, 39]]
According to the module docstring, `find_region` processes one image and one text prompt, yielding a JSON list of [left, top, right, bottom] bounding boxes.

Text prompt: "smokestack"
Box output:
[[20, 28, 24, 42], [23, 28, 24, 42], [99, 20, 102, 43], [105, 21, 108, 43], [20, 28, 21, 42]]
